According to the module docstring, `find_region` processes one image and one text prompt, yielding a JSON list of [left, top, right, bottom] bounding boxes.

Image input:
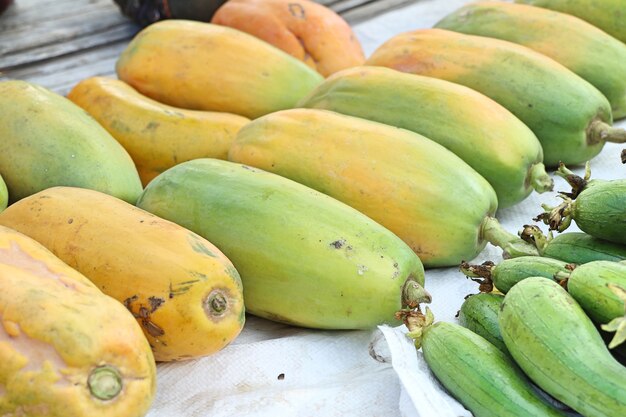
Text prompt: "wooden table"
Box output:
[[0, 0, 416, 95]]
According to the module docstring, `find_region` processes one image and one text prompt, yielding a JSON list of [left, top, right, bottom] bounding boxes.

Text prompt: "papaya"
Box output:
[[500, 277, 626, 417], [229, 108, 539, 268], [435, 2, 626, 119], [136, 158, 428, 329], [458, 293, 507, 354], [116, 20, 323, 119], [366, 29, 625, 167], [0, 225, 155, 417], [0, 186, 245, 361], [0, 175, 6, 212], [211, 0, 365, 77], [298, 66, 552, 208], [0, 80, 142, 204], [67, 77, 250, 186], [516, 0, 626, 45]]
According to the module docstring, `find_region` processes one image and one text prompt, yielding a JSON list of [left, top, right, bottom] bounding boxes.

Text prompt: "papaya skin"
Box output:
[[116, 20, 323, 119], [137, 158, 427, 329], [367, 29, 621, 167], [229, 108, 504, 268], [0, 187, 245, 362], [436, 2, 626, 119], [0, 175, 7, 212], [211, 0, 364, 77], [516, 0, 626, 45], [67, 77, 250, 187], [298, 66, 552, 208], [0, 80, 143, 204], [0, 225, 156, 417]]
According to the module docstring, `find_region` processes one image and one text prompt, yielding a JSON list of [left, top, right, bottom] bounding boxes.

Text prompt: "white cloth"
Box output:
[[149, 1, 626, 416]]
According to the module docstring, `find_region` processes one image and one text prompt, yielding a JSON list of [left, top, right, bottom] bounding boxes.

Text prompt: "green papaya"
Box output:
[[298, 66, 552, 208], [0, 175, 7, 212], [0, 80, 142, 204], [136, 158, 427, 329], [458, 293, 507, 353], [436, 1, 626, 118]]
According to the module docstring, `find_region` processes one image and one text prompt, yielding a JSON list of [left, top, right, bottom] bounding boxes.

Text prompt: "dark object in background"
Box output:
[[113, 0, 227, 26], [0, 0, 13, 16], [621, 149, 625, 164]]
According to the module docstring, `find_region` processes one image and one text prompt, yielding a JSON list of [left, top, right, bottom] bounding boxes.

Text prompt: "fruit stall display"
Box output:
[[0, 0, 625, 416]]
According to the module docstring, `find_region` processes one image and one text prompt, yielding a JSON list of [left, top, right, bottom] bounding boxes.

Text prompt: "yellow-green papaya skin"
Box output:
[[367, 29, 616, 167], [228, 109, 498, 268], [298, 66, 551, 208], [436, 2, 626, 119], [0, 225, 156, 417], [0, 80, 143, 204], [0, 175, 7, 212], [516, 0, 626, 45], [136, 158, 426, 329], [67, 77, 250, 186], [116, 20, 324, 119], [500, 277, 626, 417]]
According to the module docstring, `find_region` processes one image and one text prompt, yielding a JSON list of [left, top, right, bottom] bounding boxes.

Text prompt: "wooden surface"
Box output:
[[0, 0, 417, 95]]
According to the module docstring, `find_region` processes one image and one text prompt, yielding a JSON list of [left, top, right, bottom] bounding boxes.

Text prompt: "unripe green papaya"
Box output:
[[516, 0, 626, 45], [500, 277, 626, 417], [298, 66, 552, 208], [367, 29, 625, 167], [0, 175, 7, 212], [436, 1, 626, 119], [458, 293, 507, 353], [136, 158, 427, 329], [0, 80, 142, 204]]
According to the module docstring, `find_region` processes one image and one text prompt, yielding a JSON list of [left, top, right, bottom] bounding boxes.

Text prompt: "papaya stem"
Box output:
[[395, 305, 434, 349], [401, 279, 432, 309], [601, 284, 626, 349], [459, 260, 495, 293], [589, 120, 626, 144], [555, 162, 589, 199], [533, 197, 573, 233], [528, 163, 554, 193], [480, 216, 539, 258], [88, 365, 123, 401], [518, 224, 550, 255]]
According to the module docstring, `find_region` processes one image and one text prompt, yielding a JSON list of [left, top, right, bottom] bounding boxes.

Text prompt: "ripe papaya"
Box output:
[[516, 0, 626, 45], [0, 225, 155, 417], [67, 77, 250, 186], [0, 186, 245, 362], [136, 158, 427, 329], [366, 29, 625, 167], [229, 108, 540, 267], [436, 2, 626, 119], [211, 0, 365, 76], [0, 80, 142, 204], [116, 20, 323, 119], [298, 66, 552, 208], [0, 175, 6, 212]]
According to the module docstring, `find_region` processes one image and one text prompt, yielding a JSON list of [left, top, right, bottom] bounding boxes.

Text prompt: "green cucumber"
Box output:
[[458, 293, 507, 353], [136, 158, 427, 329], [420, 321, 563, 417], [520, 225, 626, 263], [500, 277, 626, 417], [537, 164, 626, 244], [460, 256, 571, 294]]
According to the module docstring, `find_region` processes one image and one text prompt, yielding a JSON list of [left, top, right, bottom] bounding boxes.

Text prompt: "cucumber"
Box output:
[[458, 293, 507, 353], [537, 164, 626, 244], [500, 277, 626, 417], [435, 1, 626, 118], [520, 225, 626, 264], [298, 66, 552, 208], [460, 256, 572, 294], [420, 321, 563, 417], [367, 29, 625, 167], [136, 158, 427, 329]]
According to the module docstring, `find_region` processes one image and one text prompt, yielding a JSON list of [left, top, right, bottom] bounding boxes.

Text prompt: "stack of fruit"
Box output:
[[0, 0, 624, 415]]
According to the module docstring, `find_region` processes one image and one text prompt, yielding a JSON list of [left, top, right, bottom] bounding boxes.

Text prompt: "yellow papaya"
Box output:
[[0, 187, 245, 362], [0, 175, 6, 212], [0, 225, 155, 417], [116, 20, 323, 119], [0, 80, 143, 204], [229, 109, 538, 267], [67, 77, 250, 186]]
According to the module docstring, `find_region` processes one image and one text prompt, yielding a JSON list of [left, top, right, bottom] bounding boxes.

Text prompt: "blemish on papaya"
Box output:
[[188, 234, 217, 258], [67, 218, 73, 224], [148, 296, 165, 313], [288, 3, 306, 19], [143, 121, 160, 132], [330, 239, 346, 249]]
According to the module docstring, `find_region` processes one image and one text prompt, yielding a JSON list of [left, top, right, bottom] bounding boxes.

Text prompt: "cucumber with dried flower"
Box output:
[[537, 163, 626, 244], [366, 29, 626, 167], [499, 277, 626, 417]]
